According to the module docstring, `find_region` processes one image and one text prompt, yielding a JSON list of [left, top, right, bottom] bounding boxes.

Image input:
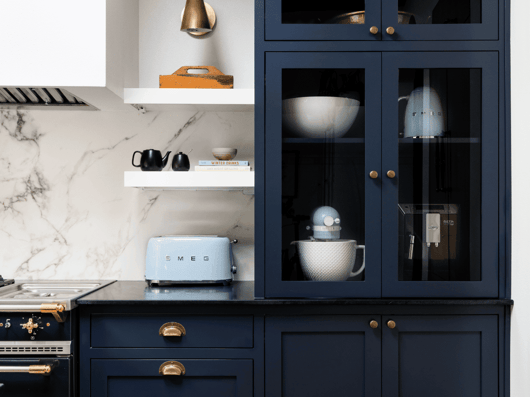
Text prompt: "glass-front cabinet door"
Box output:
[[265, 52, 382, 298], [265, 1, 382, 40], [381, 0, 499, 40], [381, 52, 499, 297], [264, 0, 498, 41]]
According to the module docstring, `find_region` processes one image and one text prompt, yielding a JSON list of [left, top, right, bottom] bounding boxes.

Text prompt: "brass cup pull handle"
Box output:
[[369, 171, 379, 179], [369, 320, 379, 329], [387, 320, 396, 329], [159, 322, 186, 337], [387, 170, 396, 179], [386, 26, 395, 35], [159, 361, 186, 376], [370, 26, 378, 35], [0, 365, 52, 375]]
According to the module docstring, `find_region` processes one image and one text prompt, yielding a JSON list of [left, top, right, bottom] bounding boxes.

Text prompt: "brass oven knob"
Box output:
[[159, 322, 186, 337], [20, 318, 39, 334], [369, 171, 379, 179], [386, 26, 395, 35], [369, 320, 379, 329], [370, 26, 378, 35], [387, 170, 396, 178], [159, 361, 186, 376], [387, 320, 396, 329]]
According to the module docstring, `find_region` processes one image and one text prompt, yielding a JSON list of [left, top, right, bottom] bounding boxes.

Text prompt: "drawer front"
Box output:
[[91, 359, 253, 397], [91, 314, 253, 348]]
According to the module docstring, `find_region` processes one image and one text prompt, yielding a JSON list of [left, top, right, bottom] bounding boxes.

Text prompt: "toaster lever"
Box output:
[[231, 239, 238, 244]]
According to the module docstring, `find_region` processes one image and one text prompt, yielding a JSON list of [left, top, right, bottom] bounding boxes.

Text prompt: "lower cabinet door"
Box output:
[[266, 316, 382, 397], [91, 359, 252, 397], [382, 315, 498, 397]]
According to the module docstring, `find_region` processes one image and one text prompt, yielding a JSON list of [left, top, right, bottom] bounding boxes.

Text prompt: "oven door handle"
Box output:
[[0, 365, 53, 375], [0, 304, 66, 323]]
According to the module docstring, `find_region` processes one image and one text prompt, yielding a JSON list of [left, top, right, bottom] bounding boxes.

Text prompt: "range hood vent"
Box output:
[[0, 87, 97, 111]]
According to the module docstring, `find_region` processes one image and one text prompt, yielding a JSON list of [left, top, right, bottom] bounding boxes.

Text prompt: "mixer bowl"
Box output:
[[282, 96, 360, 139], [292, 239, 365, 281]]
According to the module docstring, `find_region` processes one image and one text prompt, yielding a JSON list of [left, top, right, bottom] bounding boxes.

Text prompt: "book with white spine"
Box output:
[[195, 166, 251, 172]]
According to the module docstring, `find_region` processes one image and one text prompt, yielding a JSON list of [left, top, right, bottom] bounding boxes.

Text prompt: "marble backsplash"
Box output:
[[0, 109, 254, 281]]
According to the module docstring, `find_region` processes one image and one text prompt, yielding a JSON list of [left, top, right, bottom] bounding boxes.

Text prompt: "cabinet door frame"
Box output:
[[265, 0, 382, 41], [91, 359, 253, 397], [382, 315, 498, 397], [381, 0, 499, 41], [264, 51, 382, 298], [381, 51, 499, 298], [266, 315, 382, 397]]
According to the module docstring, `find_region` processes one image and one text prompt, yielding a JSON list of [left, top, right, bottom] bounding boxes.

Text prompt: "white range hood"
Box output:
[[0, 0, 139, 111]]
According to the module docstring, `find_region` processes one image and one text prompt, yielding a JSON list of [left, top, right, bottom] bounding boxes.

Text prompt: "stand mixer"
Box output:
[[291, 206, 365, 281]]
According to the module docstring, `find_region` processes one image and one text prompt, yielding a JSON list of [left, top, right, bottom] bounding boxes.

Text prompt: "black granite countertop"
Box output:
[[76, 281, 514, 305]]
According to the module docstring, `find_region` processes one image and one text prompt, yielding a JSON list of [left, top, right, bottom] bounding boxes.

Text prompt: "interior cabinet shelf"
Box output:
[[124, 171, 255, 193], [124, 88, 254, 112], [283, 138, 365, 143], [398, 138, 480, 143]]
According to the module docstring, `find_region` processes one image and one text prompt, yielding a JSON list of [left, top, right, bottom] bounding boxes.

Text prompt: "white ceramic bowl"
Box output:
[[282, 96, 361, 139], [212, 148, 237, 161], [292, 239, 365, 281]]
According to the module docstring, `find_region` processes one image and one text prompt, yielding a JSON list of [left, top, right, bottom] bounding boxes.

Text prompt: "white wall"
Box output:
[[511, 1, 530, 396], [139, 0, 254, 89]]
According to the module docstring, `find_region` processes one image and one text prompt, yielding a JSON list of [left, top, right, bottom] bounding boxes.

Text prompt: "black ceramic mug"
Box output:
[[172, 152, 190, 171], [132, 149, 171, 171]]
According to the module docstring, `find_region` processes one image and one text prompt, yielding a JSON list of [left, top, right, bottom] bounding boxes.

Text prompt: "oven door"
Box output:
[[0, 358, 71, 396]]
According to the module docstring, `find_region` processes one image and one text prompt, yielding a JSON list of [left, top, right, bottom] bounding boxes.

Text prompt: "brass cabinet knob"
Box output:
[[387, 170, 396, 178], [159, 361, 186, 376], [369, 171, 379, 179], [369, 320, 379, 329], [387, 320, 396, 329], [370, 26, 379, 35], [159, 322, 186, 337], [386, 26, 395, 35]]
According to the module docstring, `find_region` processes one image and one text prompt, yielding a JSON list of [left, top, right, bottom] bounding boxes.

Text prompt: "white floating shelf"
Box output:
[[124, 88, 254, 112], [124, 171, 255, 193]]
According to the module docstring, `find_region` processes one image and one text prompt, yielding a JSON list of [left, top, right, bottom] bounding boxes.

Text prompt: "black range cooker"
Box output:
[[0, 279, 114, 396]]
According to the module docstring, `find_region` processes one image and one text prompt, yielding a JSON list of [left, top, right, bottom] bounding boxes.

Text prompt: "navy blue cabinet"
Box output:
[[265, 313, 499, 397], [265, 316, 382, 397], [381, 52, 500, 298], [382, 315, 498, 397], [264, 0, 499, 41], [262, 50, 502, 298], [91, 359, 253, 397]]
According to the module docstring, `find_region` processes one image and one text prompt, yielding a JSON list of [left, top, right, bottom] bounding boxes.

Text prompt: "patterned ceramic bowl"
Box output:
[[292, 239, 365, 281]]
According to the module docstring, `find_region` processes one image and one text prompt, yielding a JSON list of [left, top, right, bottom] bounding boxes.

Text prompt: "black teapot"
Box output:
[[132, 149, 171, 171], [172, 152, 190, 171]]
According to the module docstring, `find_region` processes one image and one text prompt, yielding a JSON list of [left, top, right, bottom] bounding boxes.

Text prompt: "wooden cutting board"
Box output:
[[159, 66, 233, 89]]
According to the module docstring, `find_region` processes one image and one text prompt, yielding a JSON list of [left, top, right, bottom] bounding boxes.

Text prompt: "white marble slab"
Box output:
[[0, 110, 255, 281]]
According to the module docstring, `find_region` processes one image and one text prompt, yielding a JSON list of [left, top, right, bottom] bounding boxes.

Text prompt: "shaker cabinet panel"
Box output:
[[382, 315, 498, 397], [381, 52, 499, 297], [266, 316, 382, 397], [91, 359, 253, 397], [264, 52, 382, 298]]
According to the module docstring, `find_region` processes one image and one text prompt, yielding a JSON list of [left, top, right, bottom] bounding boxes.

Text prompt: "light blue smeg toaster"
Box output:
[[145, 235, 237, 286]]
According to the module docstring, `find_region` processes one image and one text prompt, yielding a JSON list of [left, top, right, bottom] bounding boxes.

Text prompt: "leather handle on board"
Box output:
[[173, 66, 224, 76]]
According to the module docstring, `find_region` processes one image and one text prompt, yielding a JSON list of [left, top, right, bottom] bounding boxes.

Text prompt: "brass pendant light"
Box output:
[[181, 0, 216, 36]]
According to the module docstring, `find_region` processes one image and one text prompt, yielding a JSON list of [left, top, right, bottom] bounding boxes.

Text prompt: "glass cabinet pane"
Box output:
[[397, 68, 482, 282], [282, 1, 366, 25], [281, 68, 366, 282], [397, 0, 482, 25]]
